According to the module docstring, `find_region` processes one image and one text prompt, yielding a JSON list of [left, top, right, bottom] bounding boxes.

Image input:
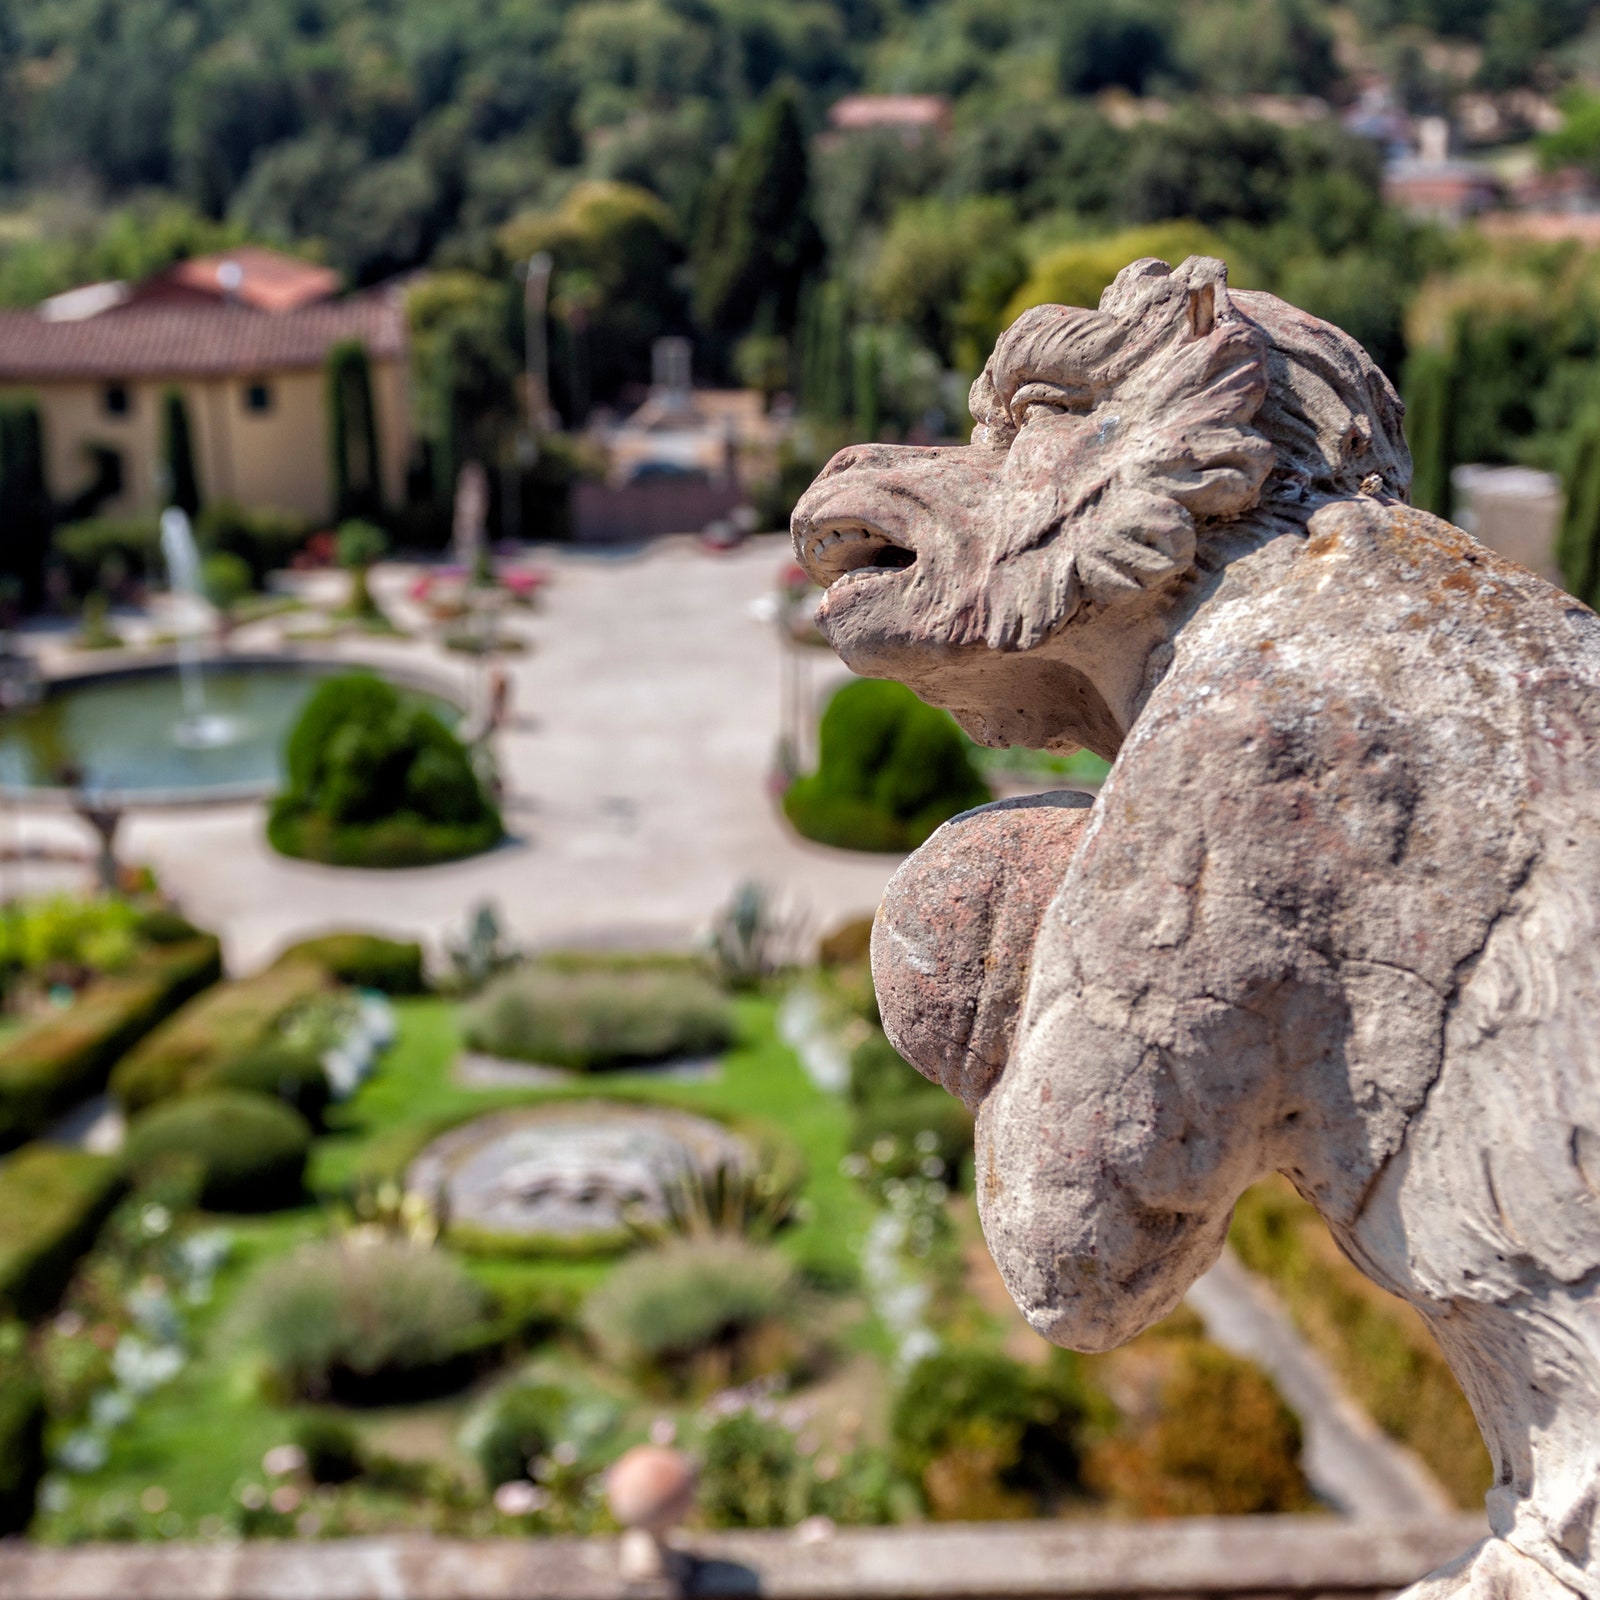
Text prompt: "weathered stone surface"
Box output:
[[793, 254, 1600, 1600], [0, 1515, 1487, 1599]]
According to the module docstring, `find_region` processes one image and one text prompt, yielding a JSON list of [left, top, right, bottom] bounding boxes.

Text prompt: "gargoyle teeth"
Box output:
[[804, 523, 916, 585]]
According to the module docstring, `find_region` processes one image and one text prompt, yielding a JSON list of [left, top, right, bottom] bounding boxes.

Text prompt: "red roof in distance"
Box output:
[[828, 94, 952, 133], [121, 246, 342, 315]]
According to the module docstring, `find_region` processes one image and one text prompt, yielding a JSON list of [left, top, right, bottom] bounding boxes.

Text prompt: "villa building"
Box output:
[[0, 247, 411, 524]]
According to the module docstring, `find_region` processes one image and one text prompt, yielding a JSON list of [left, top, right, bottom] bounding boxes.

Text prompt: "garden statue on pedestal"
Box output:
[[792, 254, 1600, 1600]]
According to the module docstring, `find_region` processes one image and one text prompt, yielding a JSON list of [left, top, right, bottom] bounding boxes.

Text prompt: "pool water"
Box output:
[[0, 664, 460, 799]]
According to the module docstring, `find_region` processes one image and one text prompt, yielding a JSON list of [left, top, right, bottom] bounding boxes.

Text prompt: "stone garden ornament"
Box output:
[[793, 255, 1600, 1600]]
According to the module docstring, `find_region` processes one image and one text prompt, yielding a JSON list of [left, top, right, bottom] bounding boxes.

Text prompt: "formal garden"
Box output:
[[0, 865, 1497, 1547]]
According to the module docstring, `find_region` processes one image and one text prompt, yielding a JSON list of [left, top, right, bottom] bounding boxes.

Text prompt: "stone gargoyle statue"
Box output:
[[791, 255, 1600, 1600]]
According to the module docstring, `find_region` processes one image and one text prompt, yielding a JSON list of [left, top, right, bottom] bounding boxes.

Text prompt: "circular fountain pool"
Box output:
[[0, 659, 462, 802]]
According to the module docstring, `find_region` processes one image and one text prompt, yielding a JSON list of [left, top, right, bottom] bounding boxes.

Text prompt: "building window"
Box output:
[[102, 383, 131, 418], [243, 379, 273, 415]]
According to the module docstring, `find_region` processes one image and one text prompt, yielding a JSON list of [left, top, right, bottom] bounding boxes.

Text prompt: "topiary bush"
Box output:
[[292, 1413, 365, 1485], [463, 957, 734, 1071], [122, 1090, 311, 1212], [274, 932, 426, 994], [268, 673, 501, 868], [209, 1041, 331, 1129], [701, 1409, 803, 1528], [783, 678, 990, 853], [232, 1237, 492, 1403], [0, 1146, 122, 1320], [579, 1236, 797, 1390]]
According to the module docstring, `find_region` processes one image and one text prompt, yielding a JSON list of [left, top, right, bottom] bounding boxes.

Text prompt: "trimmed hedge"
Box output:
[[0, 1325, 45, 1536], [274, 932, 426, 994], [210, 1042, 331, 1129], [847, 1028, 973, 1181], [784, 679, 990, 853], [0, 1145, 122, 1320], [0, 936, 222, 1151], [123, 1090, 311, 1212], [110, 959, 328, 1114]]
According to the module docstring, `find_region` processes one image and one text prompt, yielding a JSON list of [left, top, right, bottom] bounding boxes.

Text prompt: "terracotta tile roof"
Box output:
[[0, 291, 406, 382], [828, 93, 951, 131], [124, 246, 343, 313]]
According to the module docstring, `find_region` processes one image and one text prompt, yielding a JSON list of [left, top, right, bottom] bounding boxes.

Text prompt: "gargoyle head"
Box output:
[[792, 255, 1409, 758]]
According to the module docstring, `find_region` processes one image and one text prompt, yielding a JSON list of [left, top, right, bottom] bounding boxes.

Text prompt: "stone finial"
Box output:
[[792, 253, 1600, 1600], [606, 1444, 697, 1583]]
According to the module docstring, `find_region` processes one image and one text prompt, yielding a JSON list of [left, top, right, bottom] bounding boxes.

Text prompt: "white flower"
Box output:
[[57, 1432, 108, 1474], [90, 1390, 134, 1430], [111, 1336, 184, 1396], [494, 1481, 550, 1516], [262, 1444, 307, 1477]]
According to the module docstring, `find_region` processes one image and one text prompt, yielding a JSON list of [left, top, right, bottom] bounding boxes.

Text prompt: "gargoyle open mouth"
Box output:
[[802, 520, 917, 587]]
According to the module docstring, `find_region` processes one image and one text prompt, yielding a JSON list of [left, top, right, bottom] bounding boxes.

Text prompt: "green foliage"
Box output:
[[335, 519, 388, 571], [579, 1235, 796, 1384], [463, 957, 734, 1070], [0, 935, 222, 1150], [161, 389, 201, 516], [500, 181, 686, 405], [1560, 407, 1600, 609], [891, 1346, 1089, 1518], [0, 398, 53, 608], [1078, 1307, 1310, 1516], [209, 1041, 331, 1129], [1404, 342, 1458, 520], [326, 343, 383, 523], [201, 550, 253, 611], [0, 892, 141, 975], [110, 958, 327, 1114], [466, 1381, 569, 1487], [1230, 1176, 1492, 1507], [701, 1409, 803, 1527], [52, 515, 163, 597], [784, 679, 990, 854], [274, 932, 427, 995], [194, 501, 308, 585], [0, 1145, 122, 1320], [269, 672, 501, 868], [292, 1413, 365, 1485], [122, 1089, 311, 1211], [231, 1237, 492, 1402], [845, 1028, 973, 1181], [693, 86, 824, 346], [0, 1322, 45, 1536]]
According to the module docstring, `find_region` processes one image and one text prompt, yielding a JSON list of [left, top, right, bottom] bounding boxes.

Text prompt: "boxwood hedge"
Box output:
[[0, 936, 221, 1151], [0, 1145, 122, 1319]]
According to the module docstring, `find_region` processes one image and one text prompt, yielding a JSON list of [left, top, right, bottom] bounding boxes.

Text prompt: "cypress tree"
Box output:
[[161, 388, 201, 516], [1402, 339, 1456, 523], [693, 86, 825, 346], [1558, 406, 1600, 610], [325, 340, 383, 522], [0, 399, 53, 608]]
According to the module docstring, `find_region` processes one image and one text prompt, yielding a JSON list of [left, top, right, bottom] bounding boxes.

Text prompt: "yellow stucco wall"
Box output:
[[3, 358, 410, 525]]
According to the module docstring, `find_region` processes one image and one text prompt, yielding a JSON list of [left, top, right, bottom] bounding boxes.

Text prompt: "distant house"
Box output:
[[826, 94, 952, 142], [0, 247, 410, 524]]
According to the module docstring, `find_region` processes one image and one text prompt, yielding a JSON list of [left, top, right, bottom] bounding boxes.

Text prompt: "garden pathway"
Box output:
[[6, 537, 896, 971]]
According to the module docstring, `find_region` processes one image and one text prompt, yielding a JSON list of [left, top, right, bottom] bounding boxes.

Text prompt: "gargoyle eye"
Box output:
[[1009, 381, 1094, 429]]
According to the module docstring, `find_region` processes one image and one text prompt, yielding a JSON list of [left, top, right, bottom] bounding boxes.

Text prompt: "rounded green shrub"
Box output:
[[293, 1413, 365, 1484], [269, 673, 501, 868], [466, 1382, 570, 1488], [207, 1042, 331, 1129], [122, 1090, 310, 1212], [783, 679, 989, 853], [463, 958, 734, 1071], [701, 1410, 802, 1528], [232, 1237, 492, 1403], [846, 1028, 973, 1181], [580, 1236, 795, 1385], [0, 1323, 44, 1536]]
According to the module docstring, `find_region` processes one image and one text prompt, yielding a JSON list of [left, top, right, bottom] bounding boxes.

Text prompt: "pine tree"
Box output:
[[161, 389, 201, 516], [1558, 406, 1600, 610], [693, 86, 824, 348], [1402, 340, 1456, 522], [325, 340, 383, 522]]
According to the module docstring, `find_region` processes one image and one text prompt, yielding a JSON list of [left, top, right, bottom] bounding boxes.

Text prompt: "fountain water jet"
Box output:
[[159, 508, 237, 750]]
